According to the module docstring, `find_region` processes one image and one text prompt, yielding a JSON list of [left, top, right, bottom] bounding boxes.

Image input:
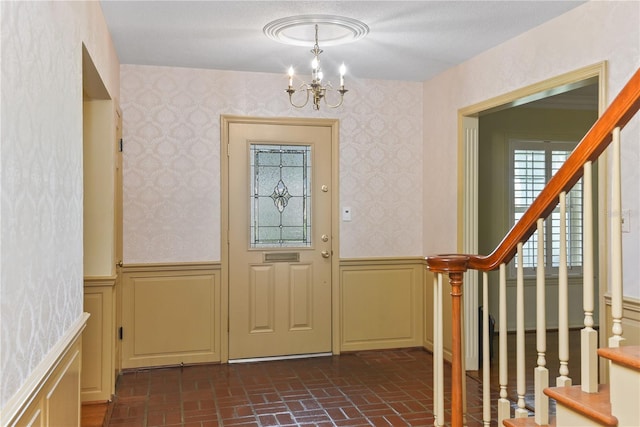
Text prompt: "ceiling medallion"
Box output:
[[263, 15, 369, 47], [264, 15, 368, 110]]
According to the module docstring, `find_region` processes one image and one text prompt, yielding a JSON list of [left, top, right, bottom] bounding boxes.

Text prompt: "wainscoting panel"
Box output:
[[604, 294, 640, 346], [46, 350, 81, 426], [339, 258, 424, 352], [2, 314, 87, 427], [13, 403, 42, 427], [82, 277, 116, 402], [423, 268, 453, 361], [600, 294, 639, 382], [121, 263, 221, 369]]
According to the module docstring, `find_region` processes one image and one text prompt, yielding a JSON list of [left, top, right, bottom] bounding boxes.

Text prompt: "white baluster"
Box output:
[[515, 243, 527, 417], [582, 161, 598, 392], [482, 272, 490, 426], [498, 263, 510, 423], [434, 273, 445, 426], [535, 218, 549, 424], [557, 191, 572, 386], [609, 127, 625, 348]]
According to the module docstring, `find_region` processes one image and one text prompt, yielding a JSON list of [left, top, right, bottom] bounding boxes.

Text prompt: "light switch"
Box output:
[[342, 207, 352, 221]]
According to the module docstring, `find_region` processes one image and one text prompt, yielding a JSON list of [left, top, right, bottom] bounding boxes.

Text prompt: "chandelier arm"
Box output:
[[286, 87, 311, 109], [322, 88, 349, 109]]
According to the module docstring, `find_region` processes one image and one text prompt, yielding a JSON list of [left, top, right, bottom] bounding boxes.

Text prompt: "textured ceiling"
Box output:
[[100, 1, 585, 82]]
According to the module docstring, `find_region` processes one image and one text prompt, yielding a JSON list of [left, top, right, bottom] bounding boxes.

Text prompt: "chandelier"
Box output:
[[286, 25, 348, 110]]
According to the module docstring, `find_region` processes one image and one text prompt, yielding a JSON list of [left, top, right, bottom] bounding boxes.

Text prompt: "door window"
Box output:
[[249, 144, 312, 248]]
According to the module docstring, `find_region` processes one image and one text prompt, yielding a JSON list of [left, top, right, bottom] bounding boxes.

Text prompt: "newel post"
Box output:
[[426, 254, 469, 427]]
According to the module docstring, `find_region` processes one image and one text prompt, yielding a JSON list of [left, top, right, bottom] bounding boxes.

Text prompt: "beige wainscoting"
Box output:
[[339, 258, 425, 352], [423, 268, 454, 362], [603, 294, 640, 346], [82, 276, 116, 402], [121, 263, 221, 369], [1, 314, 88, 427]]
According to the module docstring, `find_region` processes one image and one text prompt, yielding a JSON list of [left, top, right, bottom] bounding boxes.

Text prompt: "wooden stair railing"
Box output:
[[427, 66, 640, 427]]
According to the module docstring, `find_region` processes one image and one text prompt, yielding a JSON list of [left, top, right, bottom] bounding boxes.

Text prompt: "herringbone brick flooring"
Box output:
[[105, 348, 500, 426]]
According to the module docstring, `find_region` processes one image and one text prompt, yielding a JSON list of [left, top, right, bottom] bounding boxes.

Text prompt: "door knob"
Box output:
[[321, 250, 330, 258]]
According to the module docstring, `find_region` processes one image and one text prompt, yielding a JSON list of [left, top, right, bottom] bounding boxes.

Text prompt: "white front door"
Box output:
[[225, 118, 335, 360]]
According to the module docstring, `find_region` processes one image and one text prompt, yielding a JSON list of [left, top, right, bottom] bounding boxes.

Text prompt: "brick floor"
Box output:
[[107, 348, 509, 427]]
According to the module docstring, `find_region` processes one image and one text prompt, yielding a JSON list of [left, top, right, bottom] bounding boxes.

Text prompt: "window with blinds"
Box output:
[[510, 139, 583, 276]]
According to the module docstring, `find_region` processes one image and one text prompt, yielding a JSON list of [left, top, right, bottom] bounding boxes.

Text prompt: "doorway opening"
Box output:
[[459, 63, 606, 371], [81, 44, 121, 402]]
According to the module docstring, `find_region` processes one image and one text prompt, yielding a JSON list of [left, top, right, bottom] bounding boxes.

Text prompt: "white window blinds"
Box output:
[[510, 139, 583, 275]]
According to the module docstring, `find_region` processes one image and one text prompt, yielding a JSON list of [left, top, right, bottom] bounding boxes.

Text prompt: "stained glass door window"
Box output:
[[249, 144, 312, 248]]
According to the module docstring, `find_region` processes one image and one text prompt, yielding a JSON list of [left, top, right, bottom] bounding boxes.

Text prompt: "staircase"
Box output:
[[503, 346, 640, 426], [427, 66, 640, 427]]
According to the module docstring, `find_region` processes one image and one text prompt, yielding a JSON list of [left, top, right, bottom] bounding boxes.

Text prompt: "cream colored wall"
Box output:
[[83, 100, 117, 277], [120, 66, 424, 262], [478, 107, 598, 255], [478, 107, 598, 330], [1, 0, 120, 411], [422, 1, 640, 304]]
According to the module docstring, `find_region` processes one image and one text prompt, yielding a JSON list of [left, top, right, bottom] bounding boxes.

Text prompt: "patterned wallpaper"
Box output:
[[0, 1, 119, 408], [422, 1, 640, 297], [120, 66, 424, 262]]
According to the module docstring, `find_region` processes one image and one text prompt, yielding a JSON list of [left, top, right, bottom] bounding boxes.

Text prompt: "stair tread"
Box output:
[[598, 345, 640, 370], [544, 384, 617, 427], [502, 416, 555, 427]]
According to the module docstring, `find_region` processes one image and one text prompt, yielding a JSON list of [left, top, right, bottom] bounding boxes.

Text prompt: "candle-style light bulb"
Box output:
[[287, 66, 294, 87], [339, 63, 346, 87]]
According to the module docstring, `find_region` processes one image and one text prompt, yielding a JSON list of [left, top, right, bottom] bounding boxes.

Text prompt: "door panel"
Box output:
[[290, 264, 313, 329], [228, 120, 333, 360], [249, 264, 275, 333]]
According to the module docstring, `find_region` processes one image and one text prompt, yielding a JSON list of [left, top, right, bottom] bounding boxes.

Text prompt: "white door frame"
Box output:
[[462, 116, 480, 370], [220, 115, 341, 363], [458, 62, 607, 369]]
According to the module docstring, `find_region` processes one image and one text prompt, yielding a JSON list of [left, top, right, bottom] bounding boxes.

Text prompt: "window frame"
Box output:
[[508, 138, 583, 278]]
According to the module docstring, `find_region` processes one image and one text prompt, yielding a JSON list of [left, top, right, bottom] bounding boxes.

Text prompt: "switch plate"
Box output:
[[342, 207, 352, 221]]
